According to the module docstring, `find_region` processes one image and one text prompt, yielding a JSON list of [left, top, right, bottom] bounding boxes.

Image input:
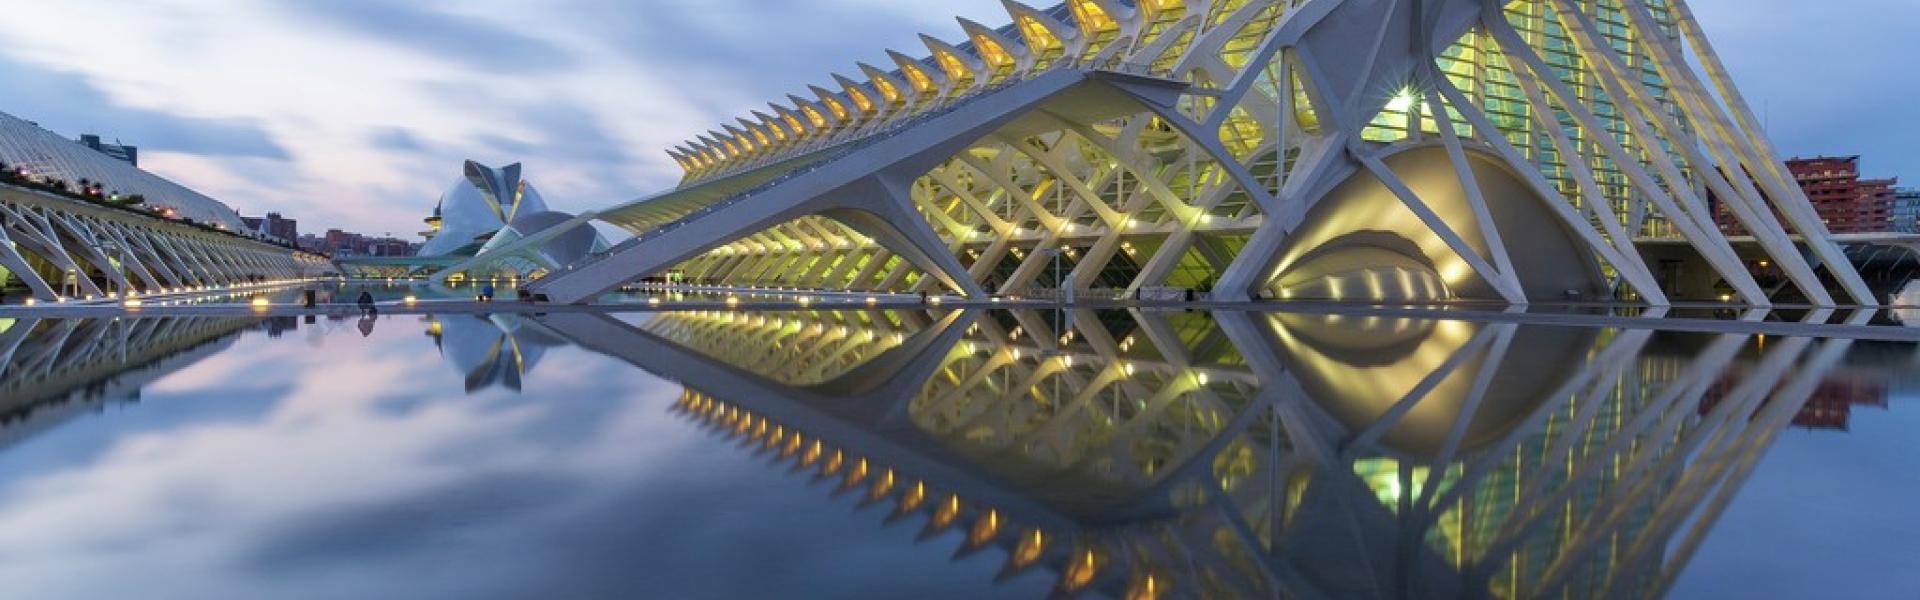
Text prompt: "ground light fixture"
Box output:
[[249, 297, 270, 309]]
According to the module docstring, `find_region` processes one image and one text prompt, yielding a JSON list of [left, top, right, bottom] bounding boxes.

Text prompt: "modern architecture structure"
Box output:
[[336, 160, 605, 279], [0, 111, 332, 302], [463, 0, 1882, 307]]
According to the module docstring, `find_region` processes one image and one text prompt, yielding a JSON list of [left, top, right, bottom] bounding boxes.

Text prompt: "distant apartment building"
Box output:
[[77, 134, 137, 166], [240, 211, 298, 243], [296, 233, 325, 253], [321, 228, 417, 257], [1719, 156, 1898, 235]]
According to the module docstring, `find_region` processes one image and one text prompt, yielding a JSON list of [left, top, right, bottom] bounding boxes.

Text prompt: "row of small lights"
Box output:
[[10, 277, 324, 308], [673, 390, 1156, 598], [640, 290, 943, 308]]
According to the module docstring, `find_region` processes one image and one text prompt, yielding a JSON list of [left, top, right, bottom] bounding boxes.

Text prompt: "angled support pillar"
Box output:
[[0, 233, 58, 301], [820, 176, 986, 298]]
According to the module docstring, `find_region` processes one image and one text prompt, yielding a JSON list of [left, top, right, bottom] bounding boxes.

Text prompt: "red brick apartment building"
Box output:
[[1716, 155, 1897, 235]]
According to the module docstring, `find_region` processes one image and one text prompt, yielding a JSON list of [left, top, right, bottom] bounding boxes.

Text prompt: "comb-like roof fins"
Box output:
[[920, 34, 983, 86], [886, 49, 946, 94], [1004, 1, 1074, 51], [958, 18, 1025, 69], [855, 63, 910, 107]]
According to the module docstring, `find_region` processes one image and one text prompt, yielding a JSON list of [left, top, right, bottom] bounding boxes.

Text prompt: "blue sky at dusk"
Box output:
[[0, 0, 1909, 234]]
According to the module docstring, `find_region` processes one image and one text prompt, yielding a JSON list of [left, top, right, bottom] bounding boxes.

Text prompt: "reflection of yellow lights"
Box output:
[[868, 469, 896, 499], [1126, 575, 1164, 600], [725, 296, 741, 308], [1012, 529, 1046, 568], [802, 441, 823, 466], [1062, 548, 1099, 592], [969, 510, 1002, 547], [931, 495, 962, 530], [900, 481, 927, 511]]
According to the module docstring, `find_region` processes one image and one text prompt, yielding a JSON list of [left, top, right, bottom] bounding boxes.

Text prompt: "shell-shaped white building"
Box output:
[[411, 160, 607, 278]]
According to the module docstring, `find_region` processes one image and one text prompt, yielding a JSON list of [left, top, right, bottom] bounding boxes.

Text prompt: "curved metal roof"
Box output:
[[0, 111, 247, 230]]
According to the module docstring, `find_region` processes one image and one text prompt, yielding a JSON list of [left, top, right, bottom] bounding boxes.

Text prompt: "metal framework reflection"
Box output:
[[537, 307, 1874, 599]]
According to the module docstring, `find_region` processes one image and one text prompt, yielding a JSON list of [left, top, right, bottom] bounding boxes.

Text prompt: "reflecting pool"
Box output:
[[0, 309, 1913, 599]]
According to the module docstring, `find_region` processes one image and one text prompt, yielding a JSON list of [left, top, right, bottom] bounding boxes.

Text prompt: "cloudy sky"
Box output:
[[0, 0, 1910, 236]]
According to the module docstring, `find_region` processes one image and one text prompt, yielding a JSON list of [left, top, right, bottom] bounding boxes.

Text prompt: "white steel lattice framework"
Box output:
[[0, 185, 332, 302], [519, 0, 1872, 307]]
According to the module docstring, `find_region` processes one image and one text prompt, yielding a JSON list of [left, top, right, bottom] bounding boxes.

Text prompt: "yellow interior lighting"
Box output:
[[935, 50, 974, 84], [1139, 0, 1183, 15], [844, 86, 875, 114], [821, 97, 850, 121], [870, 76, 901, 105], [902, 64, 936, 94], [972, 35, 1014, 68], [1017, 16, 1061, 50], [1070, 0, 1118, 33]]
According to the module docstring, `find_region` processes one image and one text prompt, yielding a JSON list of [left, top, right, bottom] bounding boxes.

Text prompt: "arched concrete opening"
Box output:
[[1270, 145, 1609, 303]]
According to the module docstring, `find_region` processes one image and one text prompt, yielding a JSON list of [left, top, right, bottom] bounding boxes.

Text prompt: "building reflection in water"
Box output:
[[423, 314, 570, 393], [0, 309, 1907, 598], [537, 308, 1900, 600], [0, 316, 257, 449]]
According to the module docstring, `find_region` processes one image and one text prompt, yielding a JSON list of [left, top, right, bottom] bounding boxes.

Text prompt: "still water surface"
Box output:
[[0, 309, 1913, 599]]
